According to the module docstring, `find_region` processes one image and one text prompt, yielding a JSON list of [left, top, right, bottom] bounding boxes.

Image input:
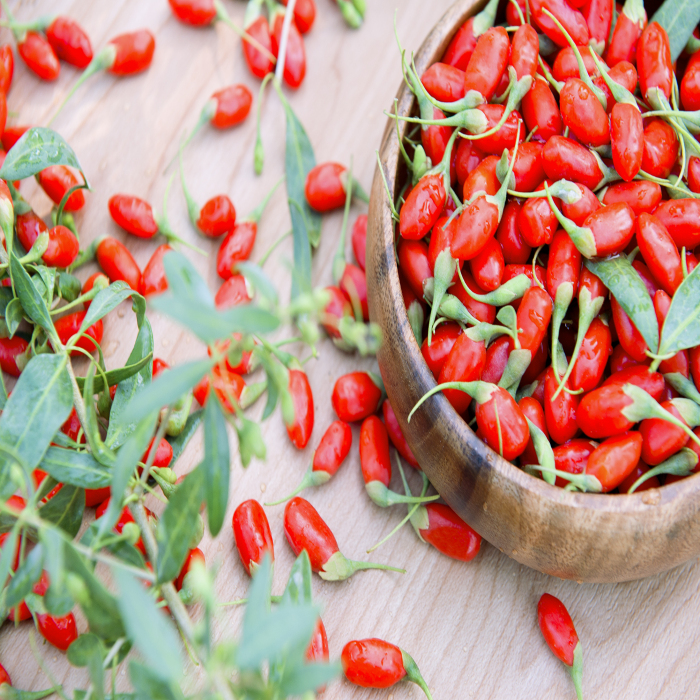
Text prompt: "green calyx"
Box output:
[[319, 550, 405, 581], [458, 267, 530, 306], [550, 282, 575, 384], [552, 287, 605, 400], [426, 248, 457, 345], [628, 448, 698, 493], [406, 300, 425, 347], [570, 641, 584, 700], [401, 649, 434, 700], [523, 464, 602, 492], [264, 463, 331, 506], [409, 380, 498, 423], [664, 372, 700, 405], [543, 183, 597, 258], [337, 0, 363, 28], [671, 398, 700, 428], [589, 51, 637, 107], [498, 348, 532, 398], [364, 480, 440, 508], [48, 45, 117, 126], [525, 417, 555, 485]]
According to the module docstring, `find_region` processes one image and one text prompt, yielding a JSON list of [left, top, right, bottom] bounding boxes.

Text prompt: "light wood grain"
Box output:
[[1, 1, 700, 699]]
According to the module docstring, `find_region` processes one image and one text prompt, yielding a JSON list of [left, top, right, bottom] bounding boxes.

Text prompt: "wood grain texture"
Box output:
[[366, 0, 700, 584], [1, 1, 700, 699]]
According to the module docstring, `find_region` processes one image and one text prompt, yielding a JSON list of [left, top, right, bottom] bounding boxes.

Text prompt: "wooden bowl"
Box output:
[[366, 0, 700, 583]]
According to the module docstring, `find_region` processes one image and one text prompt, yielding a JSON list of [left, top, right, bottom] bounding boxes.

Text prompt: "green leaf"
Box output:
[[0, 525, 19, 592], [659, 264, 700, 356], [97, 415, 155, 539], [75, 352, 153, 394], [151, 294, 279, 344], [81, 521, 145, 569], [64, 541, 125, 640], [278, 662, 342, 697], [106, 319, 154, 449], [5, 297, 23, 337], [81, 282, 145, 334], [281, 96, 319, 295], [0, 353, 72, 476], [162, 250, 213, 307], [585, 257, 659, 353], [10, 254, 54, 333], [129, 662, 184, 700], [237, 602, 319, 670], [38, 484, 85, 537], [123, 358, 213, 426], [67, 634, 107, 668], [39, 447, 110, 489], [57, 271, 82, 302], [241, 554, 272, 650], [0, 127, 86, 182], [156, 467, 204, 583], [236, 261, 279, 305], [652, 0, 700, 61], [281, 550, 313, 606], [113, 568, 183, 682], [40, 529, 73, 617], [5, 544, 43, 609], [202, 397, 230, 536], [166, 410, 203, 465], [34, 265, 56, 307]]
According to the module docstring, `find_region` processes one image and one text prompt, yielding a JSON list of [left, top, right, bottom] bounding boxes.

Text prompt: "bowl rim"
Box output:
[[372, 0, 700, 518]]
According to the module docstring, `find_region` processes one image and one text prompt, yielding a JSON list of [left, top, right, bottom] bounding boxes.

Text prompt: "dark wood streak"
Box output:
[[366, 0, 700, 583]]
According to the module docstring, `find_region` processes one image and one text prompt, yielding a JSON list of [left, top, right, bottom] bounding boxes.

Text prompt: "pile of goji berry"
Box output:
[[396, 0, 700, 499]]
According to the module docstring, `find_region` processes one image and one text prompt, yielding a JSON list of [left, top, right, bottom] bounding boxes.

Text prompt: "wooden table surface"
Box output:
[[2, 1, 700, 698]]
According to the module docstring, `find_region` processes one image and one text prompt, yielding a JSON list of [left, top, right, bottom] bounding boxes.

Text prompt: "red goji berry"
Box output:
[[36, 611, 78, 651], [285, 369, 314, 449], [537, 593, 583, 699], [0, 45, 13, 94], [0, 336, 29, 376], [342, 639, 432, 699], [18, 31, 59, 80], [542, 135, 603, 190], [602, 180, 661, 215], [463, 27, 510, 101], [610, 102, 643, 181], [168, 0, 217, 26], [559, 78, 610, 147], [284, 497, 403, 580], [46, 16, 93, 68], [653, 199, 700, 249], [243, 15, 274, 78], [96, 237, 142, 290], [305, 162, 352, 212], [107, 30, 156, 75], [637, 22, 673, 102], [497, 200, 531, 264], [532, 0, 589, 47], [108, 194, 159, 238], [552, 45, 599, 82], [588, 431, 643, 491], [54, 311, 104, 356], [421, 62, 466, 102], [215, 274, 252, 309], [140, 244, 171, 297], [332, 371, 382, 422], [9, 570, 49, 622], [641, 118, 678, 178], [606, 0, 646, 67], [522, 78, 563, 142], [270, 9, 306, 89], [37, 166, 85, 211], [232, 499, 274, 575]]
